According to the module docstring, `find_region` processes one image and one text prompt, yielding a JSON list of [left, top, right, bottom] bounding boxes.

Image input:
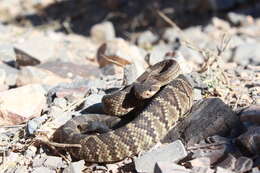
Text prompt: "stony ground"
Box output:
[[0, 0, 260, 173]]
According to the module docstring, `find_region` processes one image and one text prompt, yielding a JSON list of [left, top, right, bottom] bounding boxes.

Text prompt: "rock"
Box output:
[[189, 157, 211, 168], [147, 43, 174, 65], [234, 156, 253, 173], [90, 21, 115, 43], [27, 115, 48, 135], [252, 167, 260, 173], [38, 61, 101, 80], [0, 84, 47, 125], [14, 31, 60, 63], [24, 145, 37, 158], [134, 140, 187, 173], [14, 166, 28, 173], [43, 156, 63, 169], [227, 12, 252, 26], [164, 98, 241, 145], [53, 97, 67, 110], [14, 47, 41, 67], [0, 43, 16, 62], [191, 167, 214, 173], [100, 64, 124, 77], [46, 79, 105, 104], [236, 126, 260, 155], [232, 43, 260, 66], [17, 66, 71, 86], [191, 145, 226, 164], [215, 167, 235, 173], [217, 154, 236, 170], [123, 63, 139, 85], [31, 167, 55, 173], [240, 105, 260, 125], [162, 28, 180, 44], [137, 30, 158, 48], [96, 38, 146, 76], [63, 160, 85, 173], [154, 162, 191, 173], [0, 63, 19, 86], [178, 45, 204, 64]]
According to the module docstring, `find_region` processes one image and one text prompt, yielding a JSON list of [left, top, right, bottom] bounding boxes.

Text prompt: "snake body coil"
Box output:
[[53, 59, 193, 163]]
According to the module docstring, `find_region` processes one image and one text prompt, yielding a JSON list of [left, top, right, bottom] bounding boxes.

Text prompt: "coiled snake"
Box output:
[[52, 58, 193, 163]]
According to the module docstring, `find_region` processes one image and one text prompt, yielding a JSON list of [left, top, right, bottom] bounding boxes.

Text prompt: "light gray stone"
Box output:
[[0, 63, 18, 86], [137, 30, 158, 47], [63, 160, 85, 173], [43, 156, 63, 169], [154, 162, 191, 173], [90, 21, 115, 43], [32, 167, 55, 173], [123, 63, 139, 85], [0, 44, 16, 62], [27, 115, 48, 135], [227, 12, 249, 26], [232, 43, 260, 65], [134, 140, 187, 173]]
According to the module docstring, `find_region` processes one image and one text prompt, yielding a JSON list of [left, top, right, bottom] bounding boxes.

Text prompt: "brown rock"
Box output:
[[240, 105, 260, 125], [38, 61, 101, 79], [14, 47, 40, 67], [0, 84, 46, 125], [217, 154, 236, 170], [164, 98, 241, 145], [236, 126, 260, 155], [17, 66, 71, 86]]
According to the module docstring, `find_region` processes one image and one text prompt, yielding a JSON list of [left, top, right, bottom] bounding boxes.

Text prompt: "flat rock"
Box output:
[[0, 84, 47, 125], [240, 105, 260, 125], [38, 61, 101, 80], [14, 31, 60, 63], [154, 162, 191, 173], [134, 140, 187, 173], [164, 98, 241, 145], [17, 66, 71, 86]]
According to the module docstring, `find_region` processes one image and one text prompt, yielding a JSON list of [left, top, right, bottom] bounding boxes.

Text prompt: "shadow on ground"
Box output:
[[5, 0, 260, 38]]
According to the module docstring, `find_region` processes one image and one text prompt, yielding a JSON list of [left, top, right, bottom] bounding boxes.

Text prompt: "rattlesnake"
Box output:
[[52, 58, 193, 163]]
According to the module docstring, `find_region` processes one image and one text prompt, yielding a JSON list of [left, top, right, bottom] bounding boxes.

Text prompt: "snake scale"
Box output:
[[53, 58, 193, 163]]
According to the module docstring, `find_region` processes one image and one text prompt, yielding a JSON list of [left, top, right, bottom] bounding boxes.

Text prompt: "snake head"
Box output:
[[134, 83, 161, 99]]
